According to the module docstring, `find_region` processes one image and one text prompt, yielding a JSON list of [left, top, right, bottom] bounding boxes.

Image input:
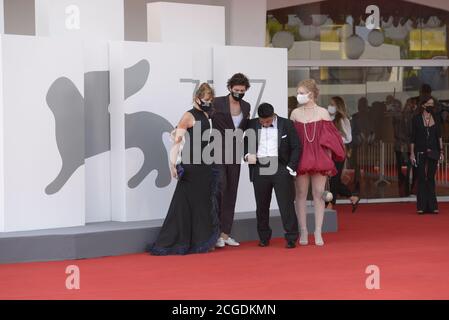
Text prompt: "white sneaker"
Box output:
[[216, 237, 225, 248], [223, 237, 240, 246]]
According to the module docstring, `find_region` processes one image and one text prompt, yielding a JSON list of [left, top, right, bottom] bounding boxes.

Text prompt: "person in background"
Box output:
[[410, 96, 444, 214], [326, 96, 360, 212], [393, 98, 415, 197], [288, 96, 298, 119], [414, 84, 441, 117], [349, 97, 374, 194], [414, 84, 432, 103], [212, 73, 251, 248], [411, 84, 436, 195]]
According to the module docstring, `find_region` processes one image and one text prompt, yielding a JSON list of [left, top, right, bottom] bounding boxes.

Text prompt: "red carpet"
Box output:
[[1, 203, 449, 300]]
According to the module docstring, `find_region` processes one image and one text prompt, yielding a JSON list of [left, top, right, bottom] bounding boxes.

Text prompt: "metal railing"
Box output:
[[352, 141, 449, 186]]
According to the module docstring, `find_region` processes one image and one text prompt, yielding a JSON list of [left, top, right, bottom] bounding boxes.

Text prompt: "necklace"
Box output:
[[422, 113, 432, 140], [422, 113, 432, 128], [302, 105, 318, 143]]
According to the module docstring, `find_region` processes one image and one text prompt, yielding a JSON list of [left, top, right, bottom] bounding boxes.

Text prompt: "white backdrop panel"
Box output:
[[0, 35, 85, 232], [35, 0, 125, 223], [110, 41, 213, 221], [83, 40, 112, 223]]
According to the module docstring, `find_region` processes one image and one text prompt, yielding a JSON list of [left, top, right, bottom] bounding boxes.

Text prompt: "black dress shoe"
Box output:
[[258, 240, 270, 247], [286, 240, 296, 249]]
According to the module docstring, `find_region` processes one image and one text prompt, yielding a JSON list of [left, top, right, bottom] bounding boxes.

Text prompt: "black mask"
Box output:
[[424, 106, 433, 113], [231, 91, 245, 102], [198, 100, 212, 112]]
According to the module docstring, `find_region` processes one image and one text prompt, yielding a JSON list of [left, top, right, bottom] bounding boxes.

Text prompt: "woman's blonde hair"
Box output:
[[194, 83, 215, 101], [297, 79, 319, 100]]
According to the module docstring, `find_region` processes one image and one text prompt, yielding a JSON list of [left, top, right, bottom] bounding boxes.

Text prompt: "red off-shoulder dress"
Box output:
[[293, 120, 345, 176]]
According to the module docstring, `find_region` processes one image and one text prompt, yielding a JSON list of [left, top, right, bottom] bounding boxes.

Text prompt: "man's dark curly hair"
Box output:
[[227, 73, 251, 90]]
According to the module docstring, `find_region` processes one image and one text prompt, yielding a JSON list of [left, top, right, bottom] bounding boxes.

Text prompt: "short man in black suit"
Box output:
[[244, 103, 301, 248]]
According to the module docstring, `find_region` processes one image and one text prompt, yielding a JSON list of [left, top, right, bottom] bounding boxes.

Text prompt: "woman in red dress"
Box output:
[[290, 79, 345, 246]]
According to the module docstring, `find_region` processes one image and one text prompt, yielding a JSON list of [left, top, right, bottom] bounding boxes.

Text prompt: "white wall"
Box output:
[[35, 0, 124, 41], [229, 0, 267, 47], [125, 0, 231, 42], [0, 35, 85, 232], [0, 0, 4, 34], [147, 2, 225, 45]]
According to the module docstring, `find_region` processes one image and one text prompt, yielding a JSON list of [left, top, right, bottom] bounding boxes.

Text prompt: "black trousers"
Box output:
[[411, 165, 418, 195], [213, 164, 241, 235], [395, 151, 411, 197], [252, 165, 299, 242], [329, 160, 353, 205], [416, 153, 438, 212]]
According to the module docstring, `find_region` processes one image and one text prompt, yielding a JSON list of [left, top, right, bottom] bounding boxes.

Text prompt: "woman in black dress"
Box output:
[[150, 83, 220, 255], [410, 96, 444, 214]]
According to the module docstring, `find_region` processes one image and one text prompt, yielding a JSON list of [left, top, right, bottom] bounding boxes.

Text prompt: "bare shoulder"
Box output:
[[317, 105, 331, 121], [178, 111, 195, 129], [290, 108, 300, 121]]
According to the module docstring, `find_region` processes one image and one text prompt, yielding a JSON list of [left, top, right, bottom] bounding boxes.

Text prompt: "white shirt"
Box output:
[[340, 118, 352, 144], [257, 116, 278, 158], [232, 112, 243, 129], [245, 116, 296, 176]]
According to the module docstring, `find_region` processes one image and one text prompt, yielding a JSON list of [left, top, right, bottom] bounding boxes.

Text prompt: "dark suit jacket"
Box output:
[[244, 116, 302, 182], [211, 95, 251, 164]]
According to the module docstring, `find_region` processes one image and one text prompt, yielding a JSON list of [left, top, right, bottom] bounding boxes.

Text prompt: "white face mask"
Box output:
[[297, 93, 311, 105], [327, 105, 337, 115]]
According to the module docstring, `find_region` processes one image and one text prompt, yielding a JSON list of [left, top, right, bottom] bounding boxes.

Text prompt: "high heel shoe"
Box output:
[[351, 196, 361, 213], [299, 230, 308, 246], [314, 232, 324, 246]]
